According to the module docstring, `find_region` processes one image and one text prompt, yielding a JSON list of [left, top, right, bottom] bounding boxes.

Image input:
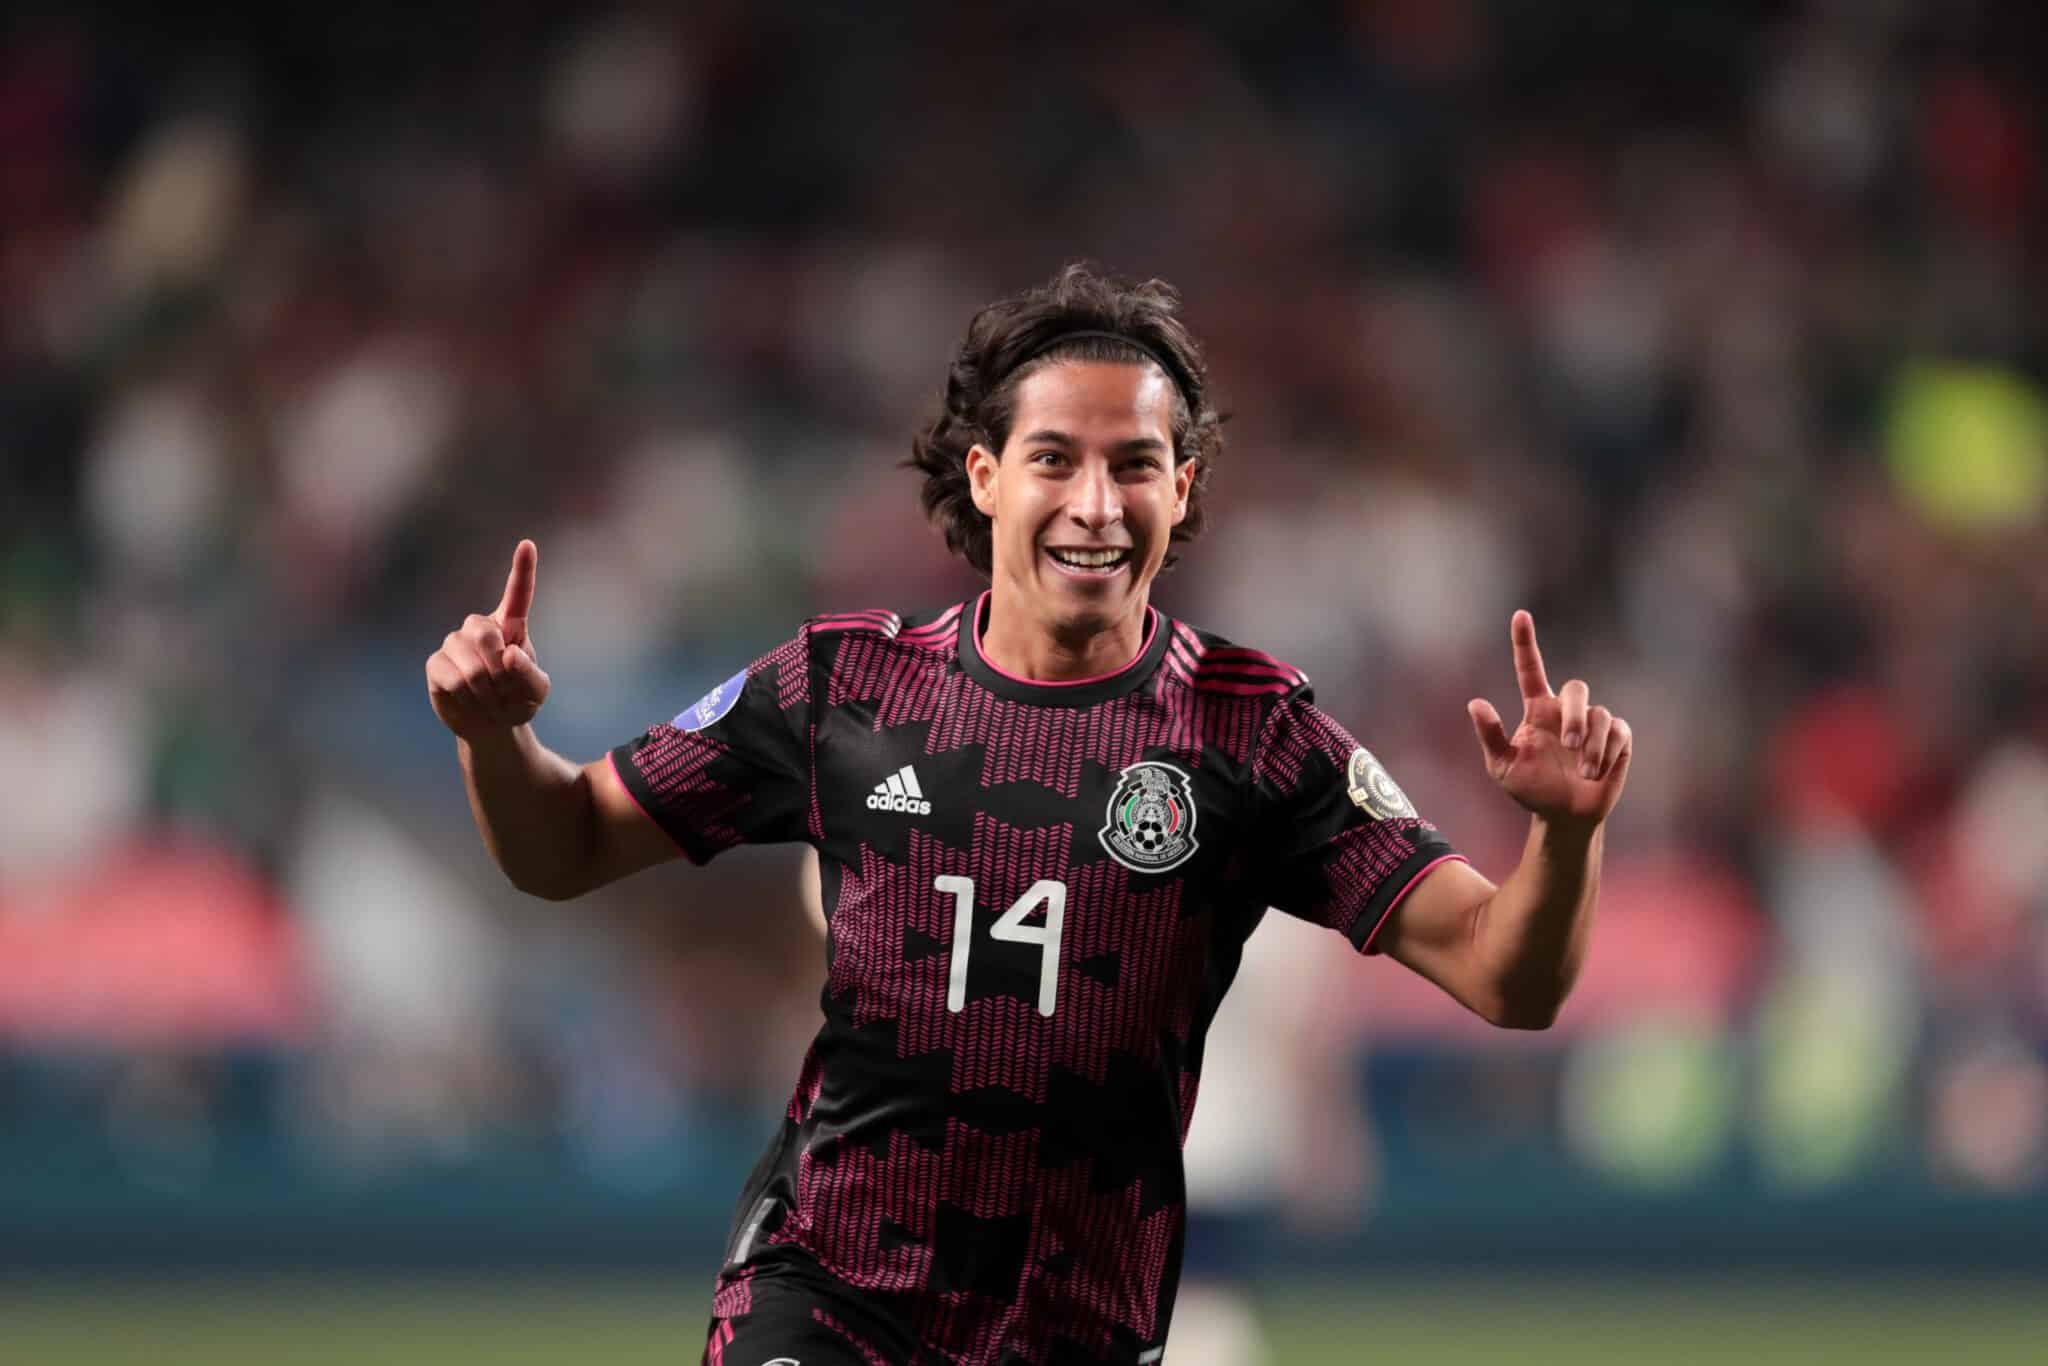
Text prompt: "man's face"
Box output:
[[967, 361, 1197, 632]]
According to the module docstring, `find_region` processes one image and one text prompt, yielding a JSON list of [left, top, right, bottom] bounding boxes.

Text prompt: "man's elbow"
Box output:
[[1482, 983, 1568, 1031], [1489, 998, 1562, 1031], [501, 863, 594, 903]]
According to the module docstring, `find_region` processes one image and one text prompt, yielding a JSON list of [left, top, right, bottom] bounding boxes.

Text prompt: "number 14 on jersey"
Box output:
[[935, 876, 1067, 1017]]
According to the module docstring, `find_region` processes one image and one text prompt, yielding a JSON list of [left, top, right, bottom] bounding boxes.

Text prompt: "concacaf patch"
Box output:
[[1099, 761, 1200, 873], [1346, 746, 1417, 820], [673, 667, 748, 733]]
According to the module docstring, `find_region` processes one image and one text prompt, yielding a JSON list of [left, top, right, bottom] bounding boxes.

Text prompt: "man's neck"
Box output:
[[978, 588, 1150, 684]]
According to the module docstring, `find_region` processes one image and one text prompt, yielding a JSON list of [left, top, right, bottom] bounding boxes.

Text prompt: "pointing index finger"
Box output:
[[496, 539, 538, 627], [1511, 609, 1552, 701]]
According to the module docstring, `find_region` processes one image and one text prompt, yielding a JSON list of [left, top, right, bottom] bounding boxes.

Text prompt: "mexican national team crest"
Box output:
[[673, 667, 747, 733], [1346, 746, 1417, 820], [1099, 761, 1200, 873]]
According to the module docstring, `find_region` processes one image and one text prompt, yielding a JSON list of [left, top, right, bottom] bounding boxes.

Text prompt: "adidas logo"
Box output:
[[866, 764, 933, 816]]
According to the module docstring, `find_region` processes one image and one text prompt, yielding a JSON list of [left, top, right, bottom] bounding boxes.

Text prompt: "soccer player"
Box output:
[[425, 265, 1633, 1365]]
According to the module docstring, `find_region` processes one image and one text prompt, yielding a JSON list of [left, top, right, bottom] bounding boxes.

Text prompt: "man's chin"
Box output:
[[1038, 579, 1139, 635], [1041, 569, 1122, 605]]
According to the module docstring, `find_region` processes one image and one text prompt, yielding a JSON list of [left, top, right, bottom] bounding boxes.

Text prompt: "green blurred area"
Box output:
[[8, 1274, 2047, 1365]]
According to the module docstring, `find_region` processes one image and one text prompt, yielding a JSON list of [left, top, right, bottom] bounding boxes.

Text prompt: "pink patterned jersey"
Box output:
[[611, 594, 1463, 1366]]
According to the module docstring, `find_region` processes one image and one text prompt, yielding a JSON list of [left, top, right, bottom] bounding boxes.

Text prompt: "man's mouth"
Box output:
[[1045, 546, 1133, 576]]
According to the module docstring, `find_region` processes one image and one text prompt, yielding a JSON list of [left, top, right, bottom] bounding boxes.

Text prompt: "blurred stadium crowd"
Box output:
[[3, 0, 2047, 1257]]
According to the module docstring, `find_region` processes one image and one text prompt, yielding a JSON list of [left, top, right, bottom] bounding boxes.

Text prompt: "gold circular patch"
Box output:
[[1346, 747, 1416, 820]]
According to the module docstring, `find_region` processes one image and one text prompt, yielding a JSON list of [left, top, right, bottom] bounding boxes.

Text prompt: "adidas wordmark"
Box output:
[[866, 764, 933, 816]]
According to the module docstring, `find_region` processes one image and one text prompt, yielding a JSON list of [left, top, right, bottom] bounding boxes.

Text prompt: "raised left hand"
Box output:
[[1467, 610, 1632, 829]]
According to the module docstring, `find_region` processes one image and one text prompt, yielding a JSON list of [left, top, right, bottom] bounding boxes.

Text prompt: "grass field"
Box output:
[[6, 1273, 2045, 1364]]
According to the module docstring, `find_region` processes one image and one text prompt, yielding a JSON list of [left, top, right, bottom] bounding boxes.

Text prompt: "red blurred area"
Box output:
[[1921, 69, 2036, 239], [0, 841, 311, 1047], [1770, 686, 1916, 834]]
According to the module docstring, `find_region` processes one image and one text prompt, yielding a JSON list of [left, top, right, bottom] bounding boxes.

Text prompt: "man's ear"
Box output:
[[967, 443, 1000, 518], [1171, 456, 1198, 525]]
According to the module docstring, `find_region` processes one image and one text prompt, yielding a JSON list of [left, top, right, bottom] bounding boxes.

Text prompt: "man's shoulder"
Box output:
[[802, 602, 966, 656], [1159, 616, 1310, 701]]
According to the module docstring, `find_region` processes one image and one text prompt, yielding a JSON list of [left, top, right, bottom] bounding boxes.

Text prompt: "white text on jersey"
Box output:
[[866, 764, 933, 816]]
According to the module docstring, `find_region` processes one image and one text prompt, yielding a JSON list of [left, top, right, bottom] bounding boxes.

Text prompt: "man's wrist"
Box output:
[[1531, 810, 1600, 853], [459, 723, 537, 767]]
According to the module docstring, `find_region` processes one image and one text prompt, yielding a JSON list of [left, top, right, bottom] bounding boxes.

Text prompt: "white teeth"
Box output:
[[1050, 548, 1127, 568]]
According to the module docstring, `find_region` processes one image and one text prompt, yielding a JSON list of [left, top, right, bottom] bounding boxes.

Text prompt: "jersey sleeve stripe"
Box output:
[[1198, 648, 1305, 676], [1191, 677, 1299, 697], [1195, 671, 1303, 690], [1354, 853, 1471, 954], [1171, 634, 1310, 688], [1201, 644, 1294, 659], [813, 610, 902, 637], [1193, 658, 1300, 680], [898, 604, 964, 642]]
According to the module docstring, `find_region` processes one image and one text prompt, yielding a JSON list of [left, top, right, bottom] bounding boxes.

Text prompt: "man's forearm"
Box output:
[[459, 726, 599, 898], [1470, 816, 1603, 1029]]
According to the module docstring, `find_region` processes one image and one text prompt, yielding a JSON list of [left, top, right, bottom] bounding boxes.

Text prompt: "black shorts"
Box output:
[[703, 1279, 923, 1366], [701, 1259, 1160, 1365]]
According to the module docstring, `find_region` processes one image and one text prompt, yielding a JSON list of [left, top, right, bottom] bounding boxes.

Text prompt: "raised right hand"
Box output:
[[1466, 609, 1631, 831], [426, 539, 552, 739]]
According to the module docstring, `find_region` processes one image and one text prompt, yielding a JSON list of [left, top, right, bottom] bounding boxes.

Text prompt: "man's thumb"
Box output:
[[1468, 698, 1513, 769], [504, 641, 546, 682]]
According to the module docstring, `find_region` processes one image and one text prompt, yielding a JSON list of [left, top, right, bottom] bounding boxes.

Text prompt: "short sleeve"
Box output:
[[1251, 687, 1465, 954], [607, 629, 815, 865]]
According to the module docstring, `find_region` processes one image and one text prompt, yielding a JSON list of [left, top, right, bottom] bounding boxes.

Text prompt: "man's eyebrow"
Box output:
[[1017, 429, 1169, 453]]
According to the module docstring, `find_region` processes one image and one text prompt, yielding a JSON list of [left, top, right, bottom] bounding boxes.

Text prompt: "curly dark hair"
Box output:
[[907, 263, 1222, 576]]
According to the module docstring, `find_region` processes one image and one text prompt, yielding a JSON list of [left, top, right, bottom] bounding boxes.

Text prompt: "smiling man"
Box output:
[[964, 350, 1192, 683], [425, 264, 1634, 1365]]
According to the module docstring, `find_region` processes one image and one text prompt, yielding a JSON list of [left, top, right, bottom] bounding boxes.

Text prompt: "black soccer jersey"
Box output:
[[610, 593, 1464, 1366]]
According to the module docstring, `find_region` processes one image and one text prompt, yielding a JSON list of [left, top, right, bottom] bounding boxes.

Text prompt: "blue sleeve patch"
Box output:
[[673, 667, 749, 733]]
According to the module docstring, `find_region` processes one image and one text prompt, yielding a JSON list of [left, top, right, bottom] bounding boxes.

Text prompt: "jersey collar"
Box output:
[[957, 591, 1170, 707]]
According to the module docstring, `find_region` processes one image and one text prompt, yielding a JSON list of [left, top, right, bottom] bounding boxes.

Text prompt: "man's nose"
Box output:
[[1069, 463, 1122, 530]]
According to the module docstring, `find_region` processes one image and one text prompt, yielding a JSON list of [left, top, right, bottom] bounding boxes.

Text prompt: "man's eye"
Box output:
[[1031, 451, 1065, 466]]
